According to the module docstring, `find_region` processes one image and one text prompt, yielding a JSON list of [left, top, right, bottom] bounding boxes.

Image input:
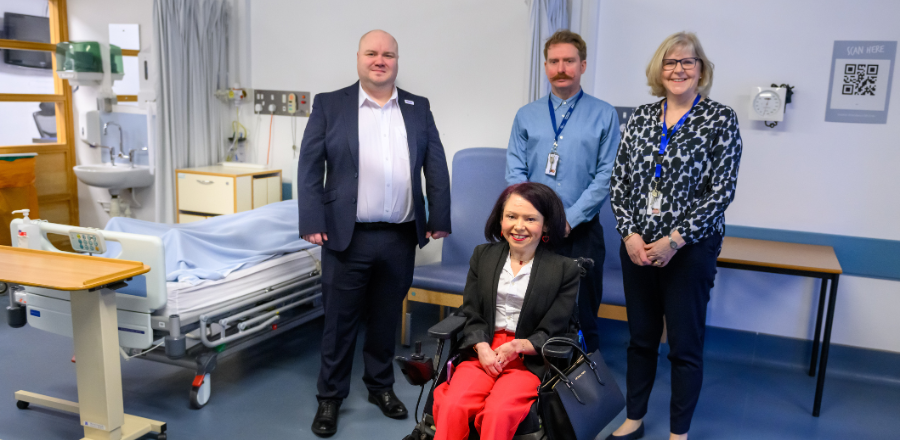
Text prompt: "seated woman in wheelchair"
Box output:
[[432, 182, 580, 440]]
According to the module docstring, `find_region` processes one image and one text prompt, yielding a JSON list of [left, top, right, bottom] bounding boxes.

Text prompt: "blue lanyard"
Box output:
[[656, 94, 701, 178], [548, 90, 584, 151]]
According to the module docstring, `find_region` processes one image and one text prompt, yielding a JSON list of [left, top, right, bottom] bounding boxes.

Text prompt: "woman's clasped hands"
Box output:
[[624, 233, 683, 268], [474, 340, 524, 377]]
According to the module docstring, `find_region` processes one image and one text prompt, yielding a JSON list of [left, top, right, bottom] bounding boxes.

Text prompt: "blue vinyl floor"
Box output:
[[0, 301, 898, 440]]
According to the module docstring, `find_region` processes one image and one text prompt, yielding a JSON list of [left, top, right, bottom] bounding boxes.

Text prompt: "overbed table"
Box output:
[[716, 236, 843, 417], [1, 246, 167, 440]]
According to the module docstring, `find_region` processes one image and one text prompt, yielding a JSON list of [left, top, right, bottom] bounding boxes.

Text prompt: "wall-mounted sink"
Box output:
[[74, 164, 153, 190]]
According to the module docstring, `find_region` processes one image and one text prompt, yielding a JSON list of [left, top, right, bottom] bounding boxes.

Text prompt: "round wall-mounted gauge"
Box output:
[[753, 90, 783, 118]]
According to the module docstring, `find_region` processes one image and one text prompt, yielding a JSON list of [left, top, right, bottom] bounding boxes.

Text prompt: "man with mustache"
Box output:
[[506, 30, 619, 354]]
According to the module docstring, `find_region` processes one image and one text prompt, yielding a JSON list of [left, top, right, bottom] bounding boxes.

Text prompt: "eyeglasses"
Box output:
[[662, 57, 701, 71]]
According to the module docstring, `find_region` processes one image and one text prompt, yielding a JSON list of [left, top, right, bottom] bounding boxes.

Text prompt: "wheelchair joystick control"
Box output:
[[395, 340, 435, 386]]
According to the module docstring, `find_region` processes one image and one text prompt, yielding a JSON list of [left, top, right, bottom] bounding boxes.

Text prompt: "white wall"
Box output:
[[249, 0, 531, 263], [594, 0, 900, 352], [244, 0, 900, 352]]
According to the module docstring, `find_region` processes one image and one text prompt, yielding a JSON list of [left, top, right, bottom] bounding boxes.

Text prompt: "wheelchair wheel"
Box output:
[[189, 373, 211, 409]]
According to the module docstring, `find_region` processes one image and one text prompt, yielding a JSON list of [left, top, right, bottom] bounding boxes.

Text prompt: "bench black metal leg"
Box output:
[[813, 274, 839, 417], [809, 277, 828, 377]]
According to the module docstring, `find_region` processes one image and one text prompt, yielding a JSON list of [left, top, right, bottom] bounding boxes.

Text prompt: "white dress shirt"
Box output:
[[495, 254, 533, 333], [356, 85, 414, 223]]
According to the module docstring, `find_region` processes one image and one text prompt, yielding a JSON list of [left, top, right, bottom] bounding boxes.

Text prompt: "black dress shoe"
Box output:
[[311, 399, 341, 437], [368, 389, 408, 419], [606, 423, 644, 440]]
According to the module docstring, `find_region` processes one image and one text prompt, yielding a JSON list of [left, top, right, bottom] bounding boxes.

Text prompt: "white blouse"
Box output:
[[495, 254, 533, 333]]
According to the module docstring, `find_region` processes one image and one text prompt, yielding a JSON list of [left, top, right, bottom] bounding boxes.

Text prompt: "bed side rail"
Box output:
[[9, 218, 167, 313]]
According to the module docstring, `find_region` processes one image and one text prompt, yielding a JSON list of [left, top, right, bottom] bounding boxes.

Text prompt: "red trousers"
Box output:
[[432, 331, 541, 440]]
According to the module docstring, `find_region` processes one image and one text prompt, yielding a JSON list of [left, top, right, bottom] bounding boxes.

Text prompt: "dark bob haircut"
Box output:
[[484, 182, 567, 248]]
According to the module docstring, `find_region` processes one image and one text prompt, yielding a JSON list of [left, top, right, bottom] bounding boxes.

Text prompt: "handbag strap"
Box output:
[[542, 337, 606, 387]]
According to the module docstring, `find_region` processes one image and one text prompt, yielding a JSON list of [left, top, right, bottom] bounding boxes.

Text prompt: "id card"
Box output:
[[545, 152, 560, 176], [646, 192, 662, 216]]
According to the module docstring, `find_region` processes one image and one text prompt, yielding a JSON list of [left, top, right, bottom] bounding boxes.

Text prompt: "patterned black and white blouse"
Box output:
[[610, 97, 742, 245]]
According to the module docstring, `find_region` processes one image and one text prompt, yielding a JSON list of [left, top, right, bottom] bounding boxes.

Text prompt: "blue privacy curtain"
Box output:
[[527, 0, 569, 102], [152, 0, 230, 223]]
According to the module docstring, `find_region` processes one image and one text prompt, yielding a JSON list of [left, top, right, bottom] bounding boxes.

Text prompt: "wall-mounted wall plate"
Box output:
[[254, 89, 311, 117]]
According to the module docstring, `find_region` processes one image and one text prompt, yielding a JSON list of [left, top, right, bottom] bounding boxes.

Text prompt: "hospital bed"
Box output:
[[8, 201, 323, 409]]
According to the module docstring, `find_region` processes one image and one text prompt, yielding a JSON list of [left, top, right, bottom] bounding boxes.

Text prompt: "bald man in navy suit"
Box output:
[[297, 29, 451, 437]]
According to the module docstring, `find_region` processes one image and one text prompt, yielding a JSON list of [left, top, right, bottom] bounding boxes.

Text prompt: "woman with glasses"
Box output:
[[607, 32, 742, 440]]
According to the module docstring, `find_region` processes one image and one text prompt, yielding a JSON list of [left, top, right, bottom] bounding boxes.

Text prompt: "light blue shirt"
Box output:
[[506, 91, 620, 227]]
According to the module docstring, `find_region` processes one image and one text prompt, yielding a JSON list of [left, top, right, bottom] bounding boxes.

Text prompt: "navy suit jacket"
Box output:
[[296, 82, 452, 252]]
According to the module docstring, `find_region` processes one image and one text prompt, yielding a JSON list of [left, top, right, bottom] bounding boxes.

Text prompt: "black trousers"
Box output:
[[555, 215, 605, 353], [316, 221, 417, 401], [619, 232, 721, 435]]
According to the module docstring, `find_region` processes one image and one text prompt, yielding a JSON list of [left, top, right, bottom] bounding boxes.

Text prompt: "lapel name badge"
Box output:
[[404, 99, 414, 105]]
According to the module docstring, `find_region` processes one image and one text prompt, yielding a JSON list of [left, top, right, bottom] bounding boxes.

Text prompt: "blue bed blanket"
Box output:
[[103, 200, 315, 285]]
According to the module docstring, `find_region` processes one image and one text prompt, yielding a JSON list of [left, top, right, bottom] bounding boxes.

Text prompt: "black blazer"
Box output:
[[296, 82, 452, 252], [459, 242, 580, 378]]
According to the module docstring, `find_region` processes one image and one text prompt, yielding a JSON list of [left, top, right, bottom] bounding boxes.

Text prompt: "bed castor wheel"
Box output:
[[189, 373, 211, 409], [7, 305, 26, 328], [16, 400, 29, 409], [157, 433, 167, 440]]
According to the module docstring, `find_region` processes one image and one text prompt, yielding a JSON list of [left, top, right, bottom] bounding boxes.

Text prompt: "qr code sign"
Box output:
[[842, 64, 878, 95]]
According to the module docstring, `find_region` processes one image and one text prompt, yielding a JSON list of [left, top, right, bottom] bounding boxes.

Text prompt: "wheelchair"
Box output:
[[398, 258, 593, 440]]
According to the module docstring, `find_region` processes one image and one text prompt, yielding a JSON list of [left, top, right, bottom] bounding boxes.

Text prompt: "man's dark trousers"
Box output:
[[555, 215, 605, 353], [316, 221, 417, 400]]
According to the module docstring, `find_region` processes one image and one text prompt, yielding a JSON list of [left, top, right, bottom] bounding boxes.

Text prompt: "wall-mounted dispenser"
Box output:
[[55, 41, 122, 112], [55, 42, 124, 85]]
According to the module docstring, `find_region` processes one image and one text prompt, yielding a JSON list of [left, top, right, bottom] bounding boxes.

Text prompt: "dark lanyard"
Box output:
[[655, 94, 701, 178], [548, 90, 584, 151]]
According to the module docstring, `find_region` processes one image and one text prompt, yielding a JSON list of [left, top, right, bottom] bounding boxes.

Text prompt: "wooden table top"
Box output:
[[176, 165, 281, 177], [718, 236, 842, 274], [0, 246, 150, 291]]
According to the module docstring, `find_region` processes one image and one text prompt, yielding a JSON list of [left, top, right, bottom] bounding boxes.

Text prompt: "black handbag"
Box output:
[[539, 337, 626, 440]]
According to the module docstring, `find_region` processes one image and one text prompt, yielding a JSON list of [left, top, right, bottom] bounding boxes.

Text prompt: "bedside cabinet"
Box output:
[[176, 165, 282, 223]]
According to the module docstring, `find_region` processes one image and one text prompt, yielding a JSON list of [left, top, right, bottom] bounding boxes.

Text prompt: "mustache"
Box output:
[[551, 73, 573, 81]]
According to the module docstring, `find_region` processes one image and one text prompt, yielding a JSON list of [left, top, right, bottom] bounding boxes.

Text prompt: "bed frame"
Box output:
[[8, 219, 323, 408]]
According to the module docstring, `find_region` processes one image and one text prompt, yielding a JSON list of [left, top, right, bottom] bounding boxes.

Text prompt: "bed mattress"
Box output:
[[158, 248, 321, 317]]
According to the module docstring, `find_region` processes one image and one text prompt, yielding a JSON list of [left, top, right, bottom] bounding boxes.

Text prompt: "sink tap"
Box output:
[[102, 122, 123, 166], [98, 145, 115, 164], [126, 147, 148, 168]]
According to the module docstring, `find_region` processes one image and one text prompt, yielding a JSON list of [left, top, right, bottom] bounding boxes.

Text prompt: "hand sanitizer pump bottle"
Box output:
[[11, 209, 42, 250]]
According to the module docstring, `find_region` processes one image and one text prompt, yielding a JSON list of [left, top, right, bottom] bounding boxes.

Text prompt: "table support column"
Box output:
[[813, 274, 839, 417], [809, 277, 829, 376], [70, 287, 124, 440]]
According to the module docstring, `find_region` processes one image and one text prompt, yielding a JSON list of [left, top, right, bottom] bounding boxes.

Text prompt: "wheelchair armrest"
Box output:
[[427, 314, 466, 340]]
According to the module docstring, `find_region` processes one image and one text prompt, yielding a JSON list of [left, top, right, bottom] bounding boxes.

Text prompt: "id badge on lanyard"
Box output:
[[545, 90, 584, 176], [648, 94, 701, 217], [545, 152, 560, 176]]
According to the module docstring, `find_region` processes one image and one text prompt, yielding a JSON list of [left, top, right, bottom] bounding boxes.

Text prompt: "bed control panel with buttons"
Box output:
[[68, 227, 107, 254]]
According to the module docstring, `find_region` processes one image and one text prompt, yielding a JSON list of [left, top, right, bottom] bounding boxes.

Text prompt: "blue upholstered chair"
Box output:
[[400, 147, 508, 346]]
